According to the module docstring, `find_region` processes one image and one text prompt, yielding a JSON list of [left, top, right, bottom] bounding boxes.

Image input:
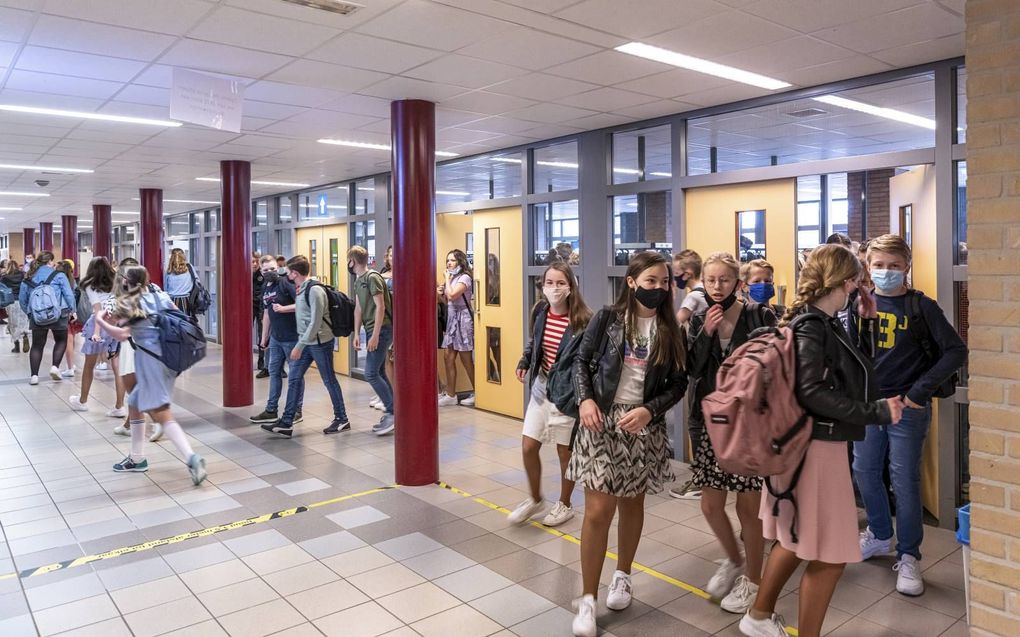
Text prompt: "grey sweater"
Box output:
[[295, 278, 335, 350]]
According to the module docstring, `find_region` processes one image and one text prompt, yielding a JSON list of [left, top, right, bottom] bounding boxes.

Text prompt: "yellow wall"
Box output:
[[685, 179, 797, 307], [9, 233, 24, 263], [435, 212, 475, 393]]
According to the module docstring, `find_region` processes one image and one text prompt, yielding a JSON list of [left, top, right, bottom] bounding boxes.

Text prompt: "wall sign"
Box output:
[[170, 68, 244, 133]]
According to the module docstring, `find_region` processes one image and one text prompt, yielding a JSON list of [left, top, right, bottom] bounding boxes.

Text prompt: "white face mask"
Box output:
[[543, 287, 569, 305]]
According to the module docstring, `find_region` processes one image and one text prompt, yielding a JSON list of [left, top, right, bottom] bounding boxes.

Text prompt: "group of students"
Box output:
[[506, 234, 965, 637]]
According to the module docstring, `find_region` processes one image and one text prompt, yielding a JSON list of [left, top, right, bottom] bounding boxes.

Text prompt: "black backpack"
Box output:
[[547, 307, 613, 420], [305, 281, 356, 338], [904, 290, 958, 399], [187, 265, 212, 315], [131, 306, 207, 374]]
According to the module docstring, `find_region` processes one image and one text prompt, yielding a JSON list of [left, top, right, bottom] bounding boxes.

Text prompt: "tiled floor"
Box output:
[[0, 339, 968, 636]]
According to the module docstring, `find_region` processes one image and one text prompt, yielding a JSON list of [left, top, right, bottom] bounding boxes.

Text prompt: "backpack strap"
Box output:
[[44, 271, 60, 286], [367, 270, 393, 323], [764, 451, 809, 544], [904, 290, 936, 362]]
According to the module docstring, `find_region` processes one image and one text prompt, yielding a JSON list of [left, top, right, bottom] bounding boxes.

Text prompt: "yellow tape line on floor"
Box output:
[[435, 480, 799, 637], [0, 485, 399, 581]]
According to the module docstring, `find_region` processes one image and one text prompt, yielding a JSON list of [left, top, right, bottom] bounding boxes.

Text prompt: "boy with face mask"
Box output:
[[854, 234, 967, 597], [739, 258, 785, 317], [249, 255, 301, 426]]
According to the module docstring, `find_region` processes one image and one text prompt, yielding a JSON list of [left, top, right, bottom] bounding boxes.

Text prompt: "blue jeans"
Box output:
[[853, 405, 931, 560], [364, 325, 393, 415], [266, 336, 300, 413], [281, 339, 348, 425]]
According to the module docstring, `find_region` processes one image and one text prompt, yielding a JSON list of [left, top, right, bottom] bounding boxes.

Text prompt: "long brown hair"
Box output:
[[168, 248, 188, 274], [81, 256, 116, 293], [112, 265, 151, 321], [612, 251, 686, 370], [780, 244, 861, 326], [26, 250, 54, 279], [446, 249, 473, 279], [534, 261, 592, 334]]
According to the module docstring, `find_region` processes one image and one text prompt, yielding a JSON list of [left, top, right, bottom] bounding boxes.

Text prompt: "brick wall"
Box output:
[[965, 1, 1020, 635]]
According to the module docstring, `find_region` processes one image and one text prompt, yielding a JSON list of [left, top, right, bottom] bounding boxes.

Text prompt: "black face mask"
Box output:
[[347, 261, 356, 276], [674, 275, 688, 288], [262, 271, 278, 284], [635, 286, 669, 310], [704, 290, 738, 311]]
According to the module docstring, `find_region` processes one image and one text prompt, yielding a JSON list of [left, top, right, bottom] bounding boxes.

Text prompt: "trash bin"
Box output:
[[957, 504, 971, 624]]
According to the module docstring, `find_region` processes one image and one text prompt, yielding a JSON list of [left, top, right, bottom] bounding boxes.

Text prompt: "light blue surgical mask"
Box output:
[[748, 282, 775, 304], [870, 268, 905, 291]]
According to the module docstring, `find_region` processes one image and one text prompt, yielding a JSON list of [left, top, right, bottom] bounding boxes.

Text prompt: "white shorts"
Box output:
[[118, 340, 135, 376], [521, 374, 575, 447]]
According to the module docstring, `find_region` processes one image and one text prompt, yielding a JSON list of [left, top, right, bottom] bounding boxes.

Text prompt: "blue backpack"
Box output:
[[26, 271, 63, 325], [131, 306, 207, 373], [0, 282, 14, 307]]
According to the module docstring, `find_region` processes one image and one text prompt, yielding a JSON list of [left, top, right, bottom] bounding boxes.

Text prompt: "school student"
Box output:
[[673, 249, 707, 325], [740, 258, 785, 317], [56, 260, 80, 378], [164, 248, 196, 317], [2, 259, 30, 353], [740, 244, 904, 637], [568, 252, 686, 637], [249, 255, 302, 426], [70, 257, 124, 414], [349, 245, 395, 436], [110, 258, 161, 441], [687, 252, 776, 613], [96, 265, 206, 485], [509, 262, 592, 528], [19, 251, 76, 385], [854, 234, 967, 596], [437, 249, 475, 406]]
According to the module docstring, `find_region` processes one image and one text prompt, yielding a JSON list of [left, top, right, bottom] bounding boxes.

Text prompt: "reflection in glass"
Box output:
[[356, 179, 374, 215], [796, 175, 822, 250], [299, 189, 343, 219], [190, 212, 202, 234], [533, 142, 579, 192], [736, 210, 766, 263], [168, 214, 189, 237], [309, 239, 317, 275], [612, 192, 672, 265], [436, 152, 523, 207], [956, 66, 967, 144], [485, 228, 500, 306], [330, 238, 339, 288], [351, 220, 377, 269], [956, 161, 967, 265], [278, 196, 293, 223], [612, 124, 671, 184], [486, 326, 501, 384], [465, 232, 474, 268], [532, 200, 580, 265], [206, 269, 218, 337], [276, 230, 292, 259]]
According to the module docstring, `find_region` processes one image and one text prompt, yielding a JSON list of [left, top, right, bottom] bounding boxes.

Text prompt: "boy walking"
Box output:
[[250, 255, 301, 426], [349, 246, 395, 436]]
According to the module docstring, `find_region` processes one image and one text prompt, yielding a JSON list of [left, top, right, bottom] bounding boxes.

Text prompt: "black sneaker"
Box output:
[[261, 421, 293, 437], [256, 369, 270, 379], [249, 409, 278, 424], [293, 410, 303, 424], [322, 419, 351, 435]]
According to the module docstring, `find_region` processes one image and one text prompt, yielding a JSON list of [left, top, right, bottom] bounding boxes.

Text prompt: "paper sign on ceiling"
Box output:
[[170, 68, 244, 133]]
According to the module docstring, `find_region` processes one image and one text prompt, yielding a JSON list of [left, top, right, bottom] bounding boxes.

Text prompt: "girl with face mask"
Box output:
[[437, 249, 475, 406], [567, 252, 687, 637], [509, 262, 593, 529], [688, 252, 777, 615]]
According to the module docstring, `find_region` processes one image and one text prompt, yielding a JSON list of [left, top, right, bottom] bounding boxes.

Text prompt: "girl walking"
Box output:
[[56, 260, 80, 378], [568, 252, 686, 637], [69, 257, 125, 415], [509, 262, 592, 527], [18, 251, 76, 385], [110, 258, 160, 440], [1, 260, 30, 353], [96, 265, 204, 484], [739, 244, 903, 637], [164, 248, 195, 317], [437, 249, 475, 406]]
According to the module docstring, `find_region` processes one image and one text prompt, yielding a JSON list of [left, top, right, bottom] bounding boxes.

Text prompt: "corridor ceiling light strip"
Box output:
[[812, 95, 936, 130], [131, 198, 219, 204], [0, 104, 182, 127], [112, 211, 139, 215], [615, 42, 792, 91], [436, 190, 471, 196], [612, 167, 642, 175], [316, 138, 459, 157], [650, 171, 672, 177], [536, 161, 578, 169], [195, 177, 312, 188], [490, 157, 522, 164], [0, 163, 94, 174], [0, 207, 22, 211], [0, 191, 50, 197]]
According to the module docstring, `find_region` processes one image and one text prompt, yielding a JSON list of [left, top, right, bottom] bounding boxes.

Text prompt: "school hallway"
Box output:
[[0, 340, 968, 637]]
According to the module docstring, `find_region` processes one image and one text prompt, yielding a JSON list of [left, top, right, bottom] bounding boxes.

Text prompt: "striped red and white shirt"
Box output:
[[541, 311, 570, 372]]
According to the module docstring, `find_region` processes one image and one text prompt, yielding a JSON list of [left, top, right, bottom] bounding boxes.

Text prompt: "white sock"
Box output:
[[161, 421, 194, 458], [129, 419, 145, 460]]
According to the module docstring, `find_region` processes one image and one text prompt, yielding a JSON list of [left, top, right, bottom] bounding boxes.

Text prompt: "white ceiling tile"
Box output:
[[553, 0, 726, 39], [266, 59, 389, 93], [718, 36, 852, 78], [610, 99, 685, 120], [15, 46, 148, 82], [158, 39, 294, 78], [358, 76, 468, 103], [94, 101, 173, 120], [0, 42, 18, 67], [869, 33, 965, 68], [814, 4, 962, 55], [0, 7, 35, 42], [355, 0, 512, 52], [403, 54, 527, 89], [613, 69, 730, 100], [742, 0, 924, 34], [676, 83, 775, 108], [455, 27, 601, 71], [555, 87, 658, 112], [241, 100, 307, 119], [459, 115, 546, 135], [29, 15, 177, 61], [5, 70, 125, 100], [243, 81, 345, 108], [435, 108, 489, 128], [439, 90, 537, 116], [307, 32, 444, 74], [222, 0, 402, 29], [509, 102, 598, 124], [568, 112, 634, 130], [354, 118, 393, 135], [38, 0, 213, 35], [496, 0, 580, 11], [188, 5, 340, 57], [131, 65, 177, 89], [647, 11, 800, 59], [486, 73, 600, 101], [319, 94, 393, 118], [436, 128, 501, 144], [115, 84, 172, 107], [520, 122, 585, 139], [786, 56, 893, 89], [545, 50, 669, 86]]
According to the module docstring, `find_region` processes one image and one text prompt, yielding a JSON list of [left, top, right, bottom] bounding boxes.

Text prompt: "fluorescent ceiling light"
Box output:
[[317, 138, 459, 157], [0, 104, 182, 127], [298, 203, 347, 209], [536, 161, 578, 169], [437, 190, 471, 196], [131, 197, 219, 204], [196, 177, 311, 188], [615, 42, 791, 91], [0, 191, 50, 197], [812, 95, 936, 130], [612, 167, 642, 175], [112, 211, 139, 215], [0, 163, 93, 174], [491, 157, 522, 164], [0, 207, 22, 211], [650, 172, 672, 178]]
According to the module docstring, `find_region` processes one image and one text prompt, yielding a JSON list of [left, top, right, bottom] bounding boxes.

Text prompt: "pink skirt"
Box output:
[[760, 440, 862, 564]]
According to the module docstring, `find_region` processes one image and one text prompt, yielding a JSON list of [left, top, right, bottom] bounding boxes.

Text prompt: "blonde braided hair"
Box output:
[[779, 244, 861, 326]]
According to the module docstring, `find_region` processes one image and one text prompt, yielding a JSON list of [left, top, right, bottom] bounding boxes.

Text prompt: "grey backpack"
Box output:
[[27, 271, 63, 325]]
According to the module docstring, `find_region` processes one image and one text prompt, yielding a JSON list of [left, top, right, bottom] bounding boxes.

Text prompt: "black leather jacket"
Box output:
[[793, 305, 892, 441], [573, 308, 687, 420], [517, 301, 578, 392]]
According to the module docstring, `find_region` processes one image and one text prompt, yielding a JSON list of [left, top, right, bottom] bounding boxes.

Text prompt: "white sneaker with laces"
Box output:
[[437, 393, 458, 407], [738, 612, 788, 637], [460, 394, 475, 406], [49, 366, 61, 381], [29, 375, 39, 385], [894, 554, 924, 596], [542, 501, 574, 527], [707, 557, 744, 600], [148, 422, 163, 443], [69, 396, 88, 412], [572, 594, 597, 637], [507, 498, 544, 525], [369, 397, 381, 409], [113, 424, 129, 436], [96, 361, 109, 371], [106, 406, 127, 418], [860, 527, 894, 560], [721, 575, 758, 614], [606, 570, 633, 611], [61, 367, 75, 378]]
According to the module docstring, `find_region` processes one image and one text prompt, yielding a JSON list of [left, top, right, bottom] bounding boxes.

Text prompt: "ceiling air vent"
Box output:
[[786, 107, 827, 118], [278, 0, 363, 15]]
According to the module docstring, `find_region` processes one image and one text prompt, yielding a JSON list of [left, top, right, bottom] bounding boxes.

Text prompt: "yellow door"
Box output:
[[473, 207, 524, 419], [435, 212, 476, 394]]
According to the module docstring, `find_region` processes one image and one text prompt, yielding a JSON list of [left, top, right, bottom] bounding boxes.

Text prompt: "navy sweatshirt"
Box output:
[[874, 291, 968, 405]]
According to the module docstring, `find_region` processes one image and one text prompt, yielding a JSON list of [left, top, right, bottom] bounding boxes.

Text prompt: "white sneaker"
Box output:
[[49, 366, 61, 381], [438, 393, 458, 407], [542, 501, 575, 527], [894, 554, 924, 596], [106, 407, 127, 418], [61, 367, 75, 378], [69, 396, 88, 412], [572, 594, 597, 637], [859, 527, 894, 560], [606, 570, 633, 611], [507, 498, 544, 525], [148, 422, 163, 443], [460, 394, 475, 406], [113, 424, 129, 436], [739, 612, 788, 637], [707, 557, 744, 600], [29, 375, 39, 386], [96, 361, 109, 371], [721, 575, 758, 614], [369, 397, 381, 409], [668, 479, 702, 500]]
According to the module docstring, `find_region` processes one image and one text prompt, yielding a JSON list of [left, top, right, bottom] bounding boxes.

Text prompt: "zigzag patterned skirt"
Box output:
[[566, 403, 675, 498]]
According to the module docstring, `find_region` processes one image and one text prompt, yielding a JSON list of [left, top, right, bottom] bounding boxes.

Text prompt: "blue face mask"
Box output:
[[748, 282, 775, 304], [870, 269, 905, 292]]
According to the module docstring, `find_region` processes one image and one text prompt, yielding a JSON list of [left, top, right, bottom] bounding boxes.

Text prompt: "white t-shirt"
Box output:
[[85, 286, 113, 309], [680, 284, 708, 316], [614, 315, 656, 405]]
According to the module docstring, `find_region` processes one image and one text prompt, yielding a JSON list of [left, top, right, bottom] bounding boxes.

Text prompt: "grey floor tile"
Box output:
[[223, 528, 292, 558], [123, 595, 213, 637], [162, 541, 236, 573], [402, 546, 476, 579], [23, 571, 106, 611], [276, 478, 331, 496], [508, 606, 577, 637], [217, 597, 306, 637], [484, 549, 561, 583], [297, 530, 367, 559], [433, 563, 515, 602], [469, 584, 557, 627], [325, 505, 390, 529], [32, 593, 120, 636], [610, 608, 711, 637]]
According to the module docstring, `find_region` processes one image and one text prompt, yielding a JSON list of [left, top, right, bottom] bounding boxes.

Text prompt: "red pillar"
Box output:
[[391, 99, 438, 485], [139, 188, 164, 285], [61, 216, 78, 277], [220, 160, 253, 407], [93, 204, 112, 259], [23, 228, 36, 256], [38, 222, 54, 253]]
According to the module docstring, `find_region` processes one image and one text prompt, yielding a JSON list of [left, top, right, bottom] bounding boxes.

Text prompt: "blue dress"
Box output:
[[127, 290, 178, 412]]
